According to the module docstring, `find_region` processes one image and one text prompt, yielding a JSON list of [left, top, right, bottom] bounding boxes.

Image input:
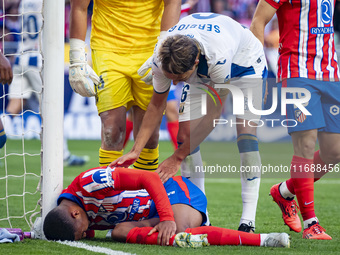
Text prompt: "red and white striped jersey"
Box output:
[[265, 0, 339, 82], [58, 167, 153, 230]]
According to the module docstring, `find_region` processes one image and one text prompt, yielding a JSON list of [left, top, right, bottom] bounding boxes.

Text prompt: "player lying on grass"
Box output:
[[43, 167, 289, 248]]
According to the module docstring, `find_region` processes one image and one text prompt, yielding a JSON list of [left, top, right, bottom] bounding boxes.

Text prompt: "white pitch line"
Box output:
[[57, 240, 135, 255]]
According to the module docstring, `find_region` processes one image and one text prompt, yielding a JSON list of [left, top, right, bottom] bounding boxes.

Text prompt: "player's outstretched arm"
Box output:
[[249, 0, 277, 45], [156, 94, 227, 183]]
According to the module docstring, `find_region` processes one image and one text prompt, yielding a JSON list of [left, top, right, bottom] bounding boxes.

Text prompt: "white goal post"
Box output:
[[34, 0, 65, 238], [0, 0, 64, 239]]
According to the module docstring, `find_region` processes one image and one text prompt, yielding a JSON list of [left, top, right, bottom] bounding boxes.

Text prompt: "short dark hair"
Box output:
[[159, 34, 199, 74], [43, 206, 76, 241]]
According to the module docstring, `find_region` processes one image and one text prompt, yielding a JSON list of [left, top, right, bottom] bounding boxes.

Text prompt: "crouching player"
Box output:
[[43, 167, 289, 248]]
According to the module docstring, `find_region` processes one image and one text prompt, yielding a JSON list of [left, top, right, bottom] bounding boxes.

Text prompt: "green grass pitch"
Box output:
[[0, 139, 339, 254]]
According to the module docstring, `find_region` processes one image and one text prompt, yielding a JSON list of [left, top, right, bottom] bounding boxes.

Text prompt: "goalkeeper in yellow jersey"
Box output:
[[68, 0, 181, 169]]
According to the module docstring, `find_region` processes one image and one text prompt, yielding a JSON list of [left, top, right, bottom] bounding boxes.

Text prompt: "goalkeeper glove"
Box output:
[[69, 38, 99, 97], [138, 31, 167, 85]]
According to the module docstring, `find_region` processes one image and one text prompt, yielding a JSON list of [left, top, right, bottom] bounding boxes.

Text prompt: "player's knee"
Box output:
[[102, 127, 124, 149], [292, 133, 317, 158], [0, 132, 7, 149], [299, 141, 317, 158], [110, 222, 133, 242], [176, 224, 191, 233], [321, 150, 340, 165]]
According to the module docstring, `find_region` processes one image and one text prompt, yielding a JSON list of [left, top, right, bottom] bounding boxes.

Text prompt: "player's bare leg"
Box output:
[[99, 107, 127, 166], [6, 98, 24, 116], [318, 132, 340, 165]]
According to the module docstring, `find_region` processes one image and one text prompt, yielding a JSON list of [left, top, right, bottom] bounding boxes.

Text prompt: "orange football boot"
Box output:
[[270, 183, 302, 232], [303, 222, 332, 240]]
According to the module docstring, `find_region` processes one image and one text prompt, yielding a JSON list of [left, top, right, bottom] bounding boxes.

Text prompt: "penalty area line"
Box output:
[[57, 240, 135, 255]]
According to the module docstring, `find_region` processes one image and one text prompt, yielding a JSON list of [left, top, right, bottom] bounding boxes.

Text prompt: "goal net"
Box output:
[[0, 0, 64, 239]]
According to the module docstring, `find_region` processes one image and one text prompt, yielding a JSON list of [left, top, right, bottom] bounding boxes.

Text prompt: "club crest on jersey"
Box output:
[[106, 212, 127, 225], [295, 110, 306, 123]]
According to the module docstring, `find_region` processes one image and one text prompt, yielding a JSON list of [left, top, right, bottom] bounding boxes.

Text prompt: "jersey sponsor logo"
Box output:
[[330, 105, 340, 115], [128, 198, 141, 220], [310, 26, 334, 34], [321, 0, 332, 24]]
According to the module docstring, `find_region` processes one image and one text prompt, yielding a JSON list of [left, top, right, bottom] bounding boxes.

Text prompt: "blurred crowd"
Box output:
[[0, 0, 340, 74]]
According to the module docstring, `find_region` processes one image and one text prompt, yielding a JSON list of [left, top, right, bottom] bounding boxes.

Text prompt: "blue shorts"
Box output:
[[148, 176, 207, 225], [279, 78, 340, 134]]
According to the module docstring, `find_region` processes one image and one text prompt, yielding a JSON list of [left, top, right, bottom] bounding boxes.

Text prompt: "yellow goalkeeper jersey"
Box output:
[[91, 0, 164, 53]]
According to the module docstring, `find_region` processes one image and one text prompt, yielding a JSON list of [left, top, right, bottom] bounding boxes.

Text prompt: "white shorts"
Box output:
[[178, 78, 264, 123], [9, 65, 42, 99]]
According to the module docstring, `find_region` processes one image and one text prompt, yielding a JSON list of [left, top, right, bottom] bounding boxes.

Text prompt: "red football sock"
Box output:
[[285, 150, 330, 194], [123, 119, 133, 148], [167, 121, 179, 150], [126, 227, 175, 246], [290, 155, 315, 221], [185, 226, 261, 246]]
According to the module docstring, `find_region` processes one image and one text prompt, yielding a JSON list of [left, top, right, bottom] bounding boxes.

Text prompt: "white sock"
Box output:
[[260, 234, 268, 246], [279, 181, 295, 200], [180, 149, 205, 194], [239, 150, 261, 227], [303, 217, 318, 229]]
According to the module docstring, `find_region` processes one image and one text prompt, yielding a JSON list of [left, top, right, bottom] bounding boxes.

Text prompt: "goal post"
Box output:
[[0, 0, 65, 238], [37, 0, 65, 238]]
